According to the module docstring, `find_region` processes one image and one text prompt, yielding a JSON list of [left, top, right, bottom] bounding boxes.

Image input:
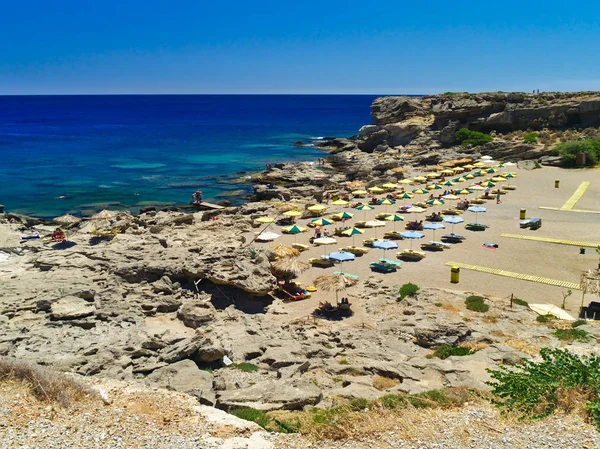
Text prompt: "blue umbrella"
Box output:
[[423, 222, 446, 241], [328, 251, 356, 270], [443, 216, 464, 233], [400, 231, 425, 249], [467, 206, 487, 224], [372, 239, 399, 258]]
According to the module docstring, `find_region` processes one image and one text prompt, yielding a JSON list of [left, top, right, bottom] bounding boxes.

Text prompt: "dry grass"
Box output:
[[0, 357, 96, 407], [372, 375, 400, 391], [482, 314, 499, 324], [459, 341, 489, 351], [504, 338, 540, 356], [439, 303, 461, 313]]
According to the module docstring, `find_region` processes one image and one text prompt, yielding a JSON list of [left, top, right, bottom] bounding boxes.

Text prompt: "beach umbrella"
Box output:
[[382, 182, 398, 190], [481, 155, 493, 161], [398, 192, 413, 206], [398, 179, 413, 185], [313, 273, 358, 304], [400, 231, 425, 249], [469, 185, 485, 191], [307, 204, 327, 212], [465, 174, 475, 180], [457, 189, 473, 196], [272, 257, 310, 279], [473, 162, 486, 168], [492, 177, 507, 182], [311, 218, 333, 227], [328, 251, 356, 270], [91, 209, 115, 222], [255, 216, 276, 224], [427, 184, 443, 191], [53, 214, 81, 226], [472, 170, 484, 177], [452, 167, 464, 173], [453, 177, 467, 183], [331, 199, 349, 206], [342, 227, 364, 246], [352, 189, 368, 196], [379, 198, 395, 213], [441, 169, 454, 176], [384, 214, 405, 231], [372, 239, 399, 258], [355, 204, 374, 220], [282, 225, 306, 244], [467, 205, 487, 224], [442, 194, 459, 201], [314, 236, 337, 255], [426, 172, 440, 179], [270, 244, 300, 259], [426, 199, 445, 213], [367, 186, 385, 194], [256, 232, 281, 242], [283, 210, 302, 217], [443, 181, 454, 187], [423, 222, 446, 241], [504, 162, 516, 167], [481, 181, 495, 188], [462, 164, 475, 170], [496, 163, 505, 168], [443, 216, 464, 233], [487, 168, 498, 174], [337, 211, 354, 222], [413, 176, 427, 183], [408, 206, 426, 219]]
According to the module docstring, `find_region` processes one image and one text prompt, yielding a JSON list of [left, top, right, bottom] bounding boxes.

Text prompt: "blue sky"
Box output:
[[1, 1, 600, 94]]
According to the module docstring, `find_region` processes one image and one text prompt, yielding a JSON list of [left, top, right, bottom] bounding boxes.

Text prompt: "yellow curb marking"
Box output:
[[560, 181, 590, 210], [539, 206, 600, 215], [501, 233, 600, 248], [445, 261, 581, 290]]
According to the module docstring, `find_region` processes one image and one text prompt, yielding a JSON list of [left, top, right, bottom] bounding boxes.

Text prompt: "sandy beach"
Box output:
[[250, 165, 600, 321]]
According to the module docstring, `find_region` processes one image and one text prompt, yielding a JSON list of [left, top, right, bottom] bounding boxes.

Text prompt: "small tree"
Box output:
[[561, 289, 573, 309]]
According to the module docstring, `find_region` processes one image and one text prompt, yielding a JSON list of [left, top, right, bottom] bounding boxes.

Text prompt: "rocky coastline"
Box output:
[[2, 92, 600, 442]]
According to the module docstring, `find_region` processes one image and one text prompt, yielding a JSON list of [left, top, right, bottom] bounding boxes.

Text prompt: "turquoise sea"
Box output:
[[0, 95, 379, 219]]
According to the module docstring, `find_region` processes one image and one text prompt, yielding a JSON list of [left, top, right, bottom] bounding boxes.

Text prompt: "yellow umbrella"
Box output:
[[426, 172, 440, 179], [413, 176, 427, 183], [255, 216, 275, 224], [441, 169, 454, 175], [492, 177, 507, 182], [331, 199, 349, 206], [463, 164, 475, 169], [382, 183, 398, 189], [398, 179, 413, 185], [283, 210, 302, 217], [367, 186, 385, 193], [473, 162, 486, 168], [307, 204, 327, 212], [352, 190, 368, 196], [465, 174, 475, 179], [452, 167, 464, 173]]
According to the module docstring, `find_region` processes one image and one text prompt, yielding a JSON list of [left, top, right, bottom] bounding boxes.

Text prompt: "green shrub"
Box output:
[[512, 297, 529, 308], [552, 140, 600, 167], [571, 320, 587, 328], [432, 344, 475, 360], [399, 282, 420, 300], [380, 390, 463, 409], [486, 348, 600, 428], [553, 328, 590, 343], [232, 362, 258, 372], [523, 132, 538, 144], [348, 398, 371, 411], [536, 314, 553, 323], [274, 418, 300, 433], [465, 295, 489, 313], [339, 359, 350, 365], [229, 407, 270, 428], [455, 128, 493, 148]]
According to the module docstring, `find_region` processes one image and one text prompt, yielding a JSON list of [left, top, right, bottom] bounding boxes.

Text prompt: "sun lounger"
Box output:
[[383, 231, 404, 240], [379, 258, 402, 268], [340, 246, 369, 255], [421, 242, 446, 251], [362, 238, 382, 247], [396, 250, 426, 261], [465, 223, 488, 231], [309, 257, 335, 267], [333, 271, 359, 279], [441, 233, 466, 243], [442, 209, 462, 215], [292, 243, 310, 252], [370, 262, 397, 273], [529, 218, 542, 230], [482, 243, 499, 249]]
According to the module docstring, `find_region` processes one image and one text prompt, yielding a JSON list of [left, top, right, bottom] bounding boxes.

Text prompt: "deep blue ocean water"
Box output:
[[0, 95, 379, 219]]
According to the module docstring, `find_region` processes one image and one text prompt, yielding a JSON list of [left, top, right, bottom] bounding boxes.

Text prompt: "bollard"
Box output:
[[580, 247, 586, 255], [519, 208, 526, 220], [450, 266, 460, 284], [555, 179, 560, 188]]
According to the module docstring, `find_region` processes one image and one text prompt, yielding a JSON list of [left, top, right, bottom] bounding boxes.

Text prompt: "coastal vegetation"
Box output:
[[551, 139, 600, 166], [487, 348, 600, 430], [523, 132, 538, 144], [465, 295, 489, 313], [431, 344, 475, 359], [399, 282, 420, 300], [455, 128, 493, 147]]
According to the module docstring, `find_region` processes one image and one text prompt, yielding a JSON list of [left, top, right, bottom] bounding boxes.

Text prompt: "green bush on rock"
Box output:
[[551, 140, 600, 166], [455, 128, 493, 148], [399, 283, 420, 300]]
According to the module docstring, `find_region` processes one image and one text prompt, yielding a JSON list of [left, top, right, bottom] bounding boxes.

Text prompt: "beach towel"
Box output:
[[482, 243, 499, 249]]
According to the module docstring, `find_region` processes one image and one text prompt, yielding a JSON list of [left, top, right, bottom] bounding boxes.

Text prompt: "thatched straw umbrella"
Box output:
[[271, 244, 300, 260], [580, 269, 600, 310], [91, 210, 116, 221], [272, 258, 310, 278], [53, 214, 81, 227], [313, 273, 359, 304]]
